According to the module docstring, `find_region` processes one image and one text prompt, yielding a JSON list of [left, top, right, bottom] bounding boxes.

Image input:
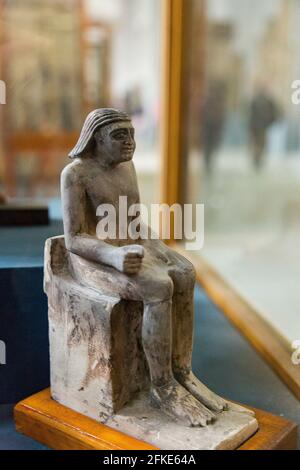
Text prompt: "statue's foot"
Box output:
[[150, 379, 216, 427], [174, 370, 228, 413]]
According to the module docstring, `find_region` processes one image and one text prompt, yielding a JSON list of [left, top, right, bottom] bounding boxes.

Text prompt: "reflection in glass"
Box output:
[[184, 0, 300, 343]]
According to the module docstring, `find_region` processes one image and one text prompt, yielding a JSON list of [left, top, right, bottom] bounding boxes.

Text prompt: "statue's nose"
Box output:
[[125, 131, 134, 144]]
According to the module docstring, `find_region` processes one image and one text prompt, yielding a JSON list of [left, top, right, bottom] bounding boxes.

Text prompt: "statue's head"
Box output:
[[69, 108, 136, 165]]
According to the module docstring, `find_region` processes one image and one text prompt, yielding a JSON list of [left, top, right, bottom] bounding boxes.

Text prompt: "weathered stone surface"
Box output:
[[45, 236, 258, 448], [59, 108, 230, 426], [106, 393, 258, 450], [45, 236, 149, 421], [44, 108, 259, 449]]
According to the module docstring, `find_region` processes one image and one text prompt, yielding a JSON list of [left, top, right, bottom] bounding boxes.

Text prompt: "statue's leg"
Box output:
[[69, 249, 217, 425], [142, 298, 216, 427], [172, 288, 228, 412], [166, 252, 228, 412]]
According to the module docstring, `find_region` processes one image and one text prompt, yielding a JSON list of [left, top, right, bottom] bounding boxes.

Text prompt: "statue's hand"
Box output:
[[113, 245, 144, 274]]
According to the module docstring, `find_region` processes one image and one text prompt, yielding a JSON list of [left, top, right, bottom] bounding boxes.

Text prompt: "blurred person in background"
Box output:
[[200, 81, 226, 174], [124, 85, 144, 118], [249, 86, 280, 169]]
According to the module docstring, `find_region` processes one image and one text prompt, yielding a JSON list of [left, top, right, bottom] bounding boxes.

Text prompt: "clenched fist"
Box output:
[[112, 245, 144, 274]]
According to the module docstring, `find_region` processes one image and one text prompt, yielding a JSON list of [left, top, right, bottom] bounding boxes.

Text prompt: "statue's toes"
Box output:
[[183, 399, 216, 427], [207, 396, 228, 412], [189, 408, 216, 427]]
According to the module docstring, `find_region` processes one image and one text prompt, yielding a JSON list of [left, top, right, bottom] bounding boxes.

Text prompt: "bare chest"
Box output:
[[84, 164, 140, 211]]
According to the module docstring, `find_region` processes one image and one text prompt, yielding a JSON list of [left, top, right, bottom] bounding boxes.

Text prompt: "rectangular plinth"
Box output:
[[14, 389, 298, 450]]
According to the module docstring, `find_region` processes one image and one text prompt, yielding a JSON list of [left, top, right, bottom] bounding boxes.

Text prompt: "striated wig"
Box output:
[[69, 108, 131, 158]]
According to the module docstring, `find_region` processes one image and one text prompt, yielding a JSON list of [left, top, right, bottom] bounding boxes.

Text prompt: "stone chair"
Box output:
[[44, 236, 149, 422]]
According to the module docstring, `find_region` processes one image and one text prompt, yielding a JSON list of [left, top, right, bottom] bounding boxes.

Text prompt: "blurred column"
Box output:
[[160, 0, 205, 240]]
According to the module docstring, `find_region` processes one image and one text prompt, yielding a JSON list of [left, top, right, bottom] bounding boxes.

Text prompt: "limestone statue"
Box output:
[[44, 108, 257, 449]]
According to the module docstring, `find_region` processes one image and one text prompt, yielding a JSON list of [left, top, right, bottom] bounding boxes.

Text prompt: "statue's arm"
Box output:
[[61, 165, 144, 273], [61, 166, 117, 266]]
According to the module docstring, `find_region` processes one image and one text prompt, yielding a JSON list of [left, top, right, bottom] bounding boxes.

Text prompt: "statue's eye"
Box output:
[[113, 131, 126, 140]]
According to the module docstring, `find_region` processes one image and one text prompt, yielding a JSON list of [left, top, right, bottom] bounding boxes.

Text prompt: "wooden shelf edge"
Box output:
[[14, 389, 298, 450], [14, 389, 156, 451], [173, 244, 300, 401]]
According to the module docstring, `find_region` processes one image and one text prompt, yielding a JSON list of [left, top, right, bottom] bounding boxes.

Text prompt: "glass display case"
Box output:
[[162, 0, 300, 398]]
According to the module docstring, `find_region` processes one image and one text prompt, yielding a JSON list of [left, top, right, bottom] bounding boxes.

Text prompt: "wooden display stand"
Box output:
[[14, 389, 297, 450]]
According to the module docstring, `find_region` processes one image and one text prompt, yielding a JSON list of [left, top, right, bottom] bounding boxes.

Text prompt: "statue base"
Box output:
[[14, 389, 298, 450], [94, 392, 258, 450]]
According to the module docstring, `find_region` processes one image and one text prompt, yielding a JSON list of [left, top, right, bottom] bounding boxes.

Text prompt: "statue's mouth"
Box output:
[[122, 148, 134, 158]]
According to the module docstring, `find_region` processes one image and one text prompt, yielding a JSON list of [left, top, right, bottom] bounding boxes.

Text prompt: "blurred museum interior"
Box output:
[[0, 0, 300, 450]]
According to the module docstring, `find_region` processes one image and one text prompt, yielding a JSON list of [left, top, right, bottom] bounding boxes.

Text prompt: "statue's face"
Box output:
[[94, 121, 136, 165]]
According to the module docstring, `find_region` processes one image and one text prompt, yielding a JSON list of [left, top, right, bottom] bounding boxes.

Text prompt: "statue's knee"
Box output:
[[174, 262, 196, 292], [185, 262, 196, 287], [162, 277, 174, 300], [153, 277, 174, 302]]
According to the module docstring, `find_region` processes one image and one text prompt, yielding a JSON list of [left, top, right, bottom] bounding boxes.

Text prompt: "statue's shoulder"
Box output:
[[61, 159, 85, 186]]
